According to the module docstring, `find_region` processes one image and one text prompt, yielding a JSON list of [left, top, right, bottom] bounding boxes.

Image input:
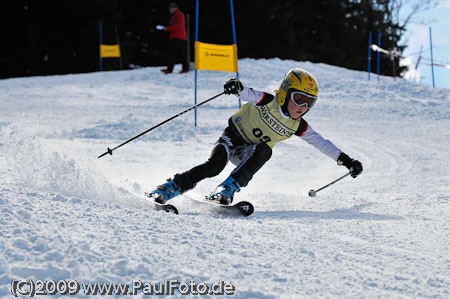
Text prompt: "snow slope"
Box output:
[[1, 59, 449, 298]]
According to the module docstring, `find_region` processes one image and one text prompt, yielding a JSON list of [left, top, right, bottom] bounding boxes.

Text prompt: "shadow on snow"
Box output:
[[254, 203, 403, 221]]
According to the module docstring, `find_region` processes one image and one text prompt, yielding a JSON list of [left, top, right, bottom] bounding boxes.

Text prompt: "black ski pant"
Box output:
[[166, 38, 189, 73], [173, 121, 272, 193]]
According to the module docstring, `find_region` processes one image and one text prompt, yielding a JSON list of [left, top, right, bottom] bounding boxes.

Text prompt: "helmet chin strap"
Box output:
[[290, 109, 308, 120], [297, 108, 310, 119]]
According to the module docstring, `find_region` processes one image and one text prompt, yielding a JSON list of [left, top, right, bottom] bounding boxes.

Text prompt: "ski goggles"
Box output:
[[290, 91, 317, 109]]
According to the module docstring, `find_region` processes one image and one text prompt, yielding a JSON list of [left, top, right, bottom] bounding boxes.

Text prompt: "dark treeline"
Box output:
[[0, 0, 406, 79]]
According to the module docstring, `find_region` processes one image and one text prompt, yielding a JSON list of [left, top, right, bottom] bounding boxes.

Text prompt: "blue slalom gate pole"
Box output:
[[99, 22, 103, 71], [368, 32, 372, 80], [377, 32, 381, 81], [429, 26, 435, 88], [194, 0, 200, 127], [230, 0, 237, 46], [229, 0, 240, 108]]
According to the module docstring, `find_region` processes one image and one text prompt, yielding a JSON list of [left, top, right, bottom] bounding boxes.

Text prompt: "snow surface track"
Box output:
[[1, 59, 449, 298]]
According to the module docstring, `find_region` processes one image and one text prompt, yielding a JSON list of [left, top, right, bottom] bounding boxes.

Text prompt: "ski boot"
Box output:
[[147, 179, 181, 204], [208, 176, 241, 205]]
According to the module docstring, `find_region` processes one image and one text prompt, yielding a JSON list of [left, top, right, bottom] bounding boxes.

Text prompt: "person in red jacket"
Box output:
[[157, 3, 189, 74]]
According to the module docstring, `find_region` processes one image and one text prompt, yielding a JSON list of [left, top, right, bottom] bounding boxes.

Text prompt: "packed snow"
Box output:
[[1, 58, 449, 298]]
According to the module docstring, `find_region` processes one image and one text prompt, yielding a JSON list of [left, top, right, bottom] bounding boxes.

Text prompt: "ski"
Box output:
[[188, 196, 254, 217], [144, 193, 179, 214]]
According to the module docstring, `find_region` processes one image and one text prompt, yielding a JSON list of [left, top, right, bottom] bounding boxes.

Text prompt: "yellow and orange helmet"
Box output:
[[278, 68, 319, 115]]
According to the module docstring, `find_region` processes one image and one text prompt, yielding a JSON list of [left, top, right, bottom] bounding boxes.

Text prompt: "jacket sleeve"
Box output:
[[166, 13, 182, 32], [299, 124, 342, 161], [237, 86, 274, 106]]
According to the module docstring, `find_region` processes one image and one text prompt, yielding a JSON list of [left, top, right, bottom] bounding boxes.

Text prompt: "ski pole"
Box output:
[[97, 91, 225, 158], [308, 171, 351, 197]]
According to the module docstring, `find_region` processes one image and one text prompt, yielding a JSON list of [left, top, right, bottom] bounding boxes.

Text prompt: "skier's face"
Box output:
[[287, 99, 308, 118]]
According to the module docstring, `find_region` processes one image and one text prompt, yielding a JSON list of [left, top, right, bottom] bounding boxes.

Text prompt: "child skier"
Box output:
[[149, 68, 363, 204]]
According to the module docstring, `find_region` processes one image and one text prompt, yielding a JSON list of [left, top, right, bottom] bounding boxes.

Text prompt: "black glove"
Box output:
[[337, 152, 363, 178], [224, 78, 244, 95]]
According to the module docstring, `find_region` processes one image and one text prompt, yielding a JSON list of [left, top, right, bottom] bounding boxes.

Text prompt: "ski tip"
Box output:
[[154, 202, 179, 214], [165, 205, 179, 214], [235, 201, 254, 216], [144, 192, 179, 214]]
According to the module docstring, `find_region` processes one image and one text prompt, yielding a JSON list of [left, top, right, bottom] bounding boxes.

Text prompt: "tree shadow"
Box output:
[[254, 203, 403, 221]]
